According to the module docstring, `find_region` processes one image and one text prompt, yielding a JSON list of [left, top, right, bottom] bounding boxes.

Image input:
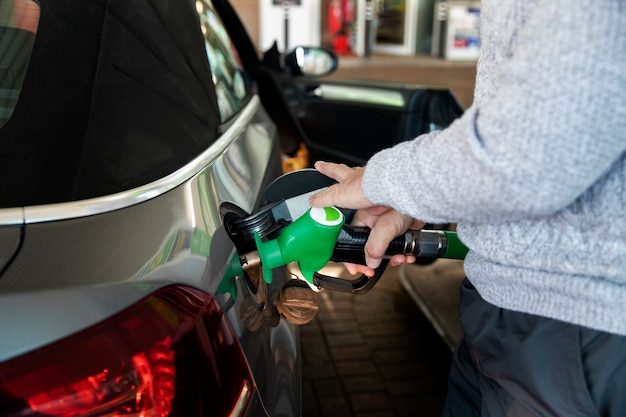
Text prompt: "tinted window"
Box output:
[[197, 0, 249, 122], [0, 0, 39, 128], [0, 0, 222, 207]]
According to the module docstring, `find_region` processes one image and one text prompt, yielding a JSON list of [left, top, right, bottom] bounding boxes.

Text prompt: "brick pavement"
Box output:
[[301, 264, 454, 417]]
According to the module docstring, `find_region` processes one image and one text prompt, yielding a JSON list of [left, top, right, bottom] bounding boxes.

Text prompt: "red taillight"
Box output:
[[0, 286, 255, 417]]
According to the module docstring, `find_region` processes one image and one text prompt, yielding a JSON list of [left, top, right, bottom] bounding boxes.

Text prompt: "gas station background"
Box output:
[[230, 0, 481, 61]]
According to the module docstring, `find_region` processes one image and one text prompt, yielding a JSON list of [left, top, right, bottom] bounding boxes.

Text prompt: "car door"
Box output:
[[283, 76, 464, 166]]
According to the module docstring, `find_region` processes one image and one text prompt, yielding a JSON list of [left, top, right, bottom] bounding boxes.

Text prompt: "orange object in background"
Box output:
[[282, 142, 309, 172]]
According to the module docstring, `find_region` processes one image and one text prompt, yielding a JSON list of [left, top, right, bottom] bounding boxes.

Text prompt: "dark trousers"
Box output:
[[442, 279, 626, 417]]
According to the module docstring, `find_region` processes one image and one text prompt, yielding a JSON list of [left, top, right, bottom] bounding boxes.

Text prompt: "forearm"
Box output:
[[363, 0, 626, 224]]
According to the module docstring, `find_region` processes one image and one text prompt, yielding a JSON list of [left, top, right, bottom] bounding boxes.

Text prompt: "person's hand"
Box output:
[[308, 161, 372, 210], [344, 207, 425, 276], [310, 161, 425, 276]]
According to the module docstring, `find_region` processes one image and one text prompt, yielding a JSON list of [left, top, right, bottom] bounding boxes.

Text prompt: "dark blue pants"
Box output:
[[442, 279, 626, 417]]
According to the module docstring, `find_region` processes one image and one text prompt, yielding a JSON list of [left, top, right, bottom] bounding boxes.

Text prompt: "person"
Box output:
[[309, 0, 626, 415]]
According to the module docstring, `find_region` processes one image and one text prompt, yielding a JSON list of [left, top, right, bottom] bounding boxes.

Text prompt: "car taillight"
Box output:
[[0, 285, 255, 417]]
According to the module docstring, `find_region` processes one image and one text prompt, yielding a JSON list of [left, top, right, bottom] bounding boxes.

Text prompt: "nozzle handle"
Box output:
[[331, 225, 468, 264]]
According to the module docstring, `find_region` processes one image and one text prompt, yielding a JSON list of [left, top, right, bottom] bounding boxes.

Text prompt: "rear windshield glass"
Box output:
[[0, 0, 221, 208], [0, 0, 39, 128]]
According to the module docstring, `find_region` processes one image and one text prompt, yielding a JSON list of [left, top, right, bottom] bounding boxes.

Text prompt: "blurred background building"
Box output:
[[231, 0, 480, 60]]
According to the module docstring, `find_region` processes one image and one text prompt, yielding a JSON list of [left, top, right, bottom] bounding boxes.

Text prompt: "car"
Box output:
[[0, 0, 463, 416]]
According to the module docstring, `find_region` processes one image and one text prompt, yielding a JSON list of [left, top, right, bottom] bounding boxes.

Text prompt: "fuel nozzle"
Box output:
[[255, 206, 345, 287], [217, 205, 345, 303], [224, 205, 469, 294], [220, 204, 469, 325]]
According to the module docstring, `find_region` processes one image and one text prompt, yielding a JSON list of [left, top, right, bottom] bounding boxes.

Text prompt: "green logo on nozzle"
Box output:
[[310, 206, 343, 226]]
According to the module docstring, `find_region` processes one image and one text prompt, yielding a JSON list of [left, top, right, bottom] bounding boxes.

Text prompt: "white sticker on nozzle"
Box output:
[[309, 206, 344, 226]]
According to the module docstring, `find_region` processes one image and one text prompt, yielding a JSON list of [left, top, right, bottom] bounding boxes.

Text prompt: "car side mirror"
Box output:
[[284, 46, 338, 77]]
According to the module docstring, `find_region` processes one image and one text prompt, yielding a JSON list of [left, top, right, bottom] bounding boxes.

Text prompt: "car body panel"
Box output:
[[0, 97, 274, 292], [0, 222, 21, 275], [0, 94, 299, 415]]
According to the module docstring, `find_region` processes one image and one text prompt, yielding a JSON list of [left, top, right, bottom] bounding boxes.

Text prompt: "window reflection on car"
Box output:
[[197, 0, 249, 122]]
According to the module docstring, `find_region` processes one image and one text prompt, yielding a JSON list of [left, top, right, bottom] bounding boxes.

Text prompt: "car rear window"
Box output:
[[0, 0, 39, 129], [0, 0, 223, 207]]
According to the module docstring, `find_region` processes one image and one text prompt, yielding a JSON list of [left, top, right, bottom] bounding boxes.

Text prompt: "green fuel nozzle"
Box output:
[[221, 205, 469, 297], [255, 206, 345, 285]]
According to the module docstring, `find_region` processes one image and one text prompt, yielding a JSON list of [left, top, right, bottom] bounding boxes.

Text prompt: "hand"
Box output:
[[308, 161, 372, 210], [345, 207, 425, 276], [310, 161, 425, 276]]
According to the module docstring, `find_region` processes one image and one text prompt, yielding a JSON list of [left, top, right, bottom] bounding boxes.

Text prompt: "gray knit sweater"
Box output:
[[362, 0, 626, 335]]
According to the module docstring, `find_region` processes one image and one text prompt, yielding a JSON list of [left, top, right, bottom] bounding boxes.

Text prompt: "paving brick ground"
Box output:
[[300, 265, 453, 417]]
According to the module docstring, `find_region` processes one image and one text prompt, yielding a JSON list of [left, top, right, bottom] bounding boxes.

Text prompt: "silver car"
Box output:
[[0, 0, 302, 415]]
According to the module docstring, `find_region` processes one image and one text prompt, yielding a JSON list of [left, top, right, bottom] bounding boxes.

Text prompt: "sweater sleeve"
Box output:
[[362, 0, 626, 224]]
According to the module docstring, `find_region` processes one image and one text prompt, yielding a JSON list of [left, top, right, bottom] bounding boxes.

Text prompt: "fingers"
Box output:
[[314, 161, 353, 182], [344, 262, 376, 277], [364, 210, 416, 269], [389, 254, 416, 267], [346, 252, 415, 277], [309, 161, 372, 209], [351, 207, 389, 228]]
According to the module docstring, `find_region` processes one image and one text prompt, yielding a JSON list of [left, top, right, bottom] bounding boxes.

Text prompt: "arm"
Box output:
[[363, 0, 626, 224]]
